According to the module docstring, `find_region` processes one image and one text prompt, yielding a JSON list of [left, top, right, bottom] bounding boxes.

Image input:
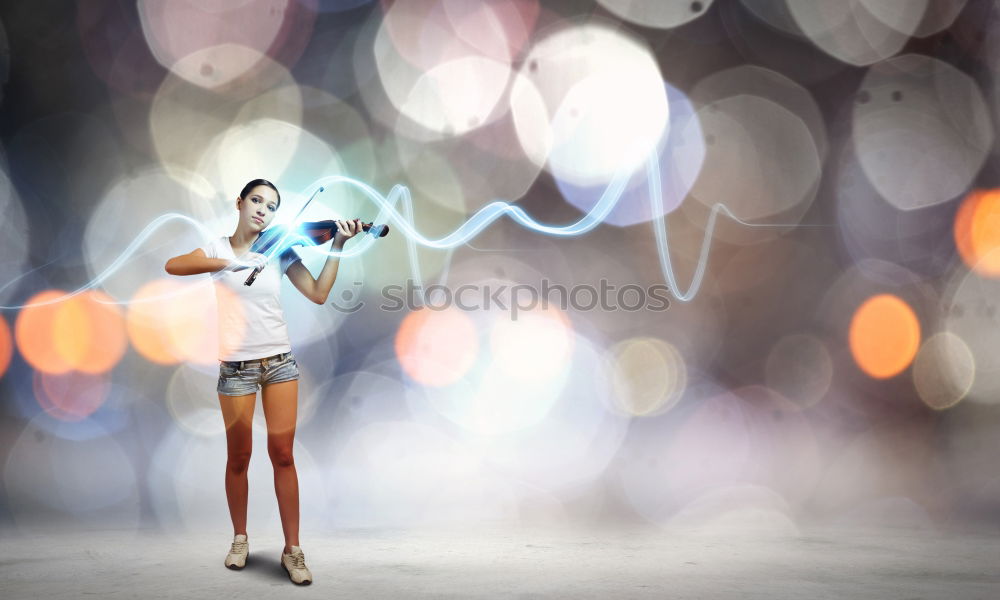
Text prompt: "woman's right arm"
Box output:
[[164, 248, 230, 276]]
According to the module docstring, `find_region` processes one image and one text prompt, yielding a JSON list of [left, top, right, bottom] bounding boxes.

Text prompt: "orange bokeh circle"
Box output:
[[395, 306, 479, 386], [55, 290, 128, 374], [955, 188, 1000, 276], [15, 290, 127, 375], [127, 278, 236, 365], [0, 314, 13, 379], [16, 290, 73, 374], [849, 293, 921, 379]]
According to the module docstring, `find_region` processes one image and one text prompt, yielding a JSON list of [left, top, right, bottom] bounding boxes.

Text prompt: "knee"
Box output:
[[268, 446, 294, 468], [227, 450, 252, 473]]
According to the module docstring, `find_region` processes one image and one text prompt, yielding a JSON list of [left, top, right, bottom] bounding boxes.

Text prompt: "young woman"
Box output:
[[164, 179, 360, 585]]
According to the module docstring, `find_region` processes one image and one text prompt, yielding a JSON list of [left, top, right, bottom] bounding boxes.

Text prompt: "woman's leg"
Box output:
[[219, 392, 257, 536], [261, 379, 299, 553]]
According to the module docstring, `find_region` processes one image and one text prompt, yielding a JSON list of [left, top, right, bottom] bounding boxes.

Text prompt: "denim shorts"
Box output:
[[217, 351, 300, 396]]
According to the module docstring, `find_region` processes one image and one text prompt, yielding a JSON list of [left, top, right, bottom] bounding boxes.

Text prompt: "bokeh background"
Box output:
[[1, 0, 999, 540]]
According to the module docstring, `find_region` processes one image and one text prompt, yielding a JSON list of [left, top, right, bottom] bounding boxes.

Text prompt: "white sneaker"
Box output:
[[225, 534, 249, 569], [280, 545, 313, 585]]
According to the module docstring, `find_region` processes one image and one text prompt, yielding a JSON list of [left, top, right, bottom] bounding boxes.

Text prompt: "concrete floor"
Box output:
[[1, 523, 998, 599]]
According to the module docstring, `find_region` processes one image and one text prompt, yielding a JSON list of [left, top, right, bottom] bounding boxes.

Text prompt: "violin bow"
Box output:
[[244, 186, 324, 286]]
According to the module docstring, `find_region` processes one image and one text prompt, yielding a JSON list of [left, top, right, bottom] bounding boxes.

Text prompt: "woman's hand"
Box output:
[[226, 251, 269, 272], [332, 218, 361, 248]]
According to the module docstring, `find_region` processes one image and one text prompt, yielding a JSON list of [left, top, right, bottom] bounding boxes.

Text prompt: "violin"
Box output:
[[244, 219, 390, 286]]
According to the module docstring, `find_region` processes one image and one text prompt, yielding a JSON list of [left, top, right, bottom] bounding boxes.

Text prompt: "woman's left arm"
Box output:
[[286, 219, 361, 304]]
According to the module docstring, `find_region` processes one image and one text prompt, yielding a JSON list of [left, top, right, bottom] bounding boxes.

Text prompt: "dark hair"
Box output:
[[239, 179, 281, 210]]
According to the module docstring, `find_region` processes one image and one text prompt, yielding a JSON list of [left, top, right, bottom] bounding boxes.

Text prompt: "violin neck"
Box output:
[[298, 219, 389, 238], [300, 220, 374, 232]]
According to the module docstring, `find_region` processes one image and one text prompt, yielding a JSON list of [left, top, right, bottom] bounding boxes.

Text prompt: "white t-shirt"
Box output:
[[200, 235, 302, 361]]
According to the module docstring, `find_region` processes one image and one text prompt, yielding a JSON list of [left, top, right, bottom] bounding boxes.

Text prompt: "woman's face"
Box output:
[[237, 185, 279, 232]]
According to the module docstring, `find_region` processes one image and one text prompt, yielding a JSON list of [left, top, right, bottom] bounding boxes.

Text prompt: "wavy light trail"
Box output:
[[0, 153, 828, 311]]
